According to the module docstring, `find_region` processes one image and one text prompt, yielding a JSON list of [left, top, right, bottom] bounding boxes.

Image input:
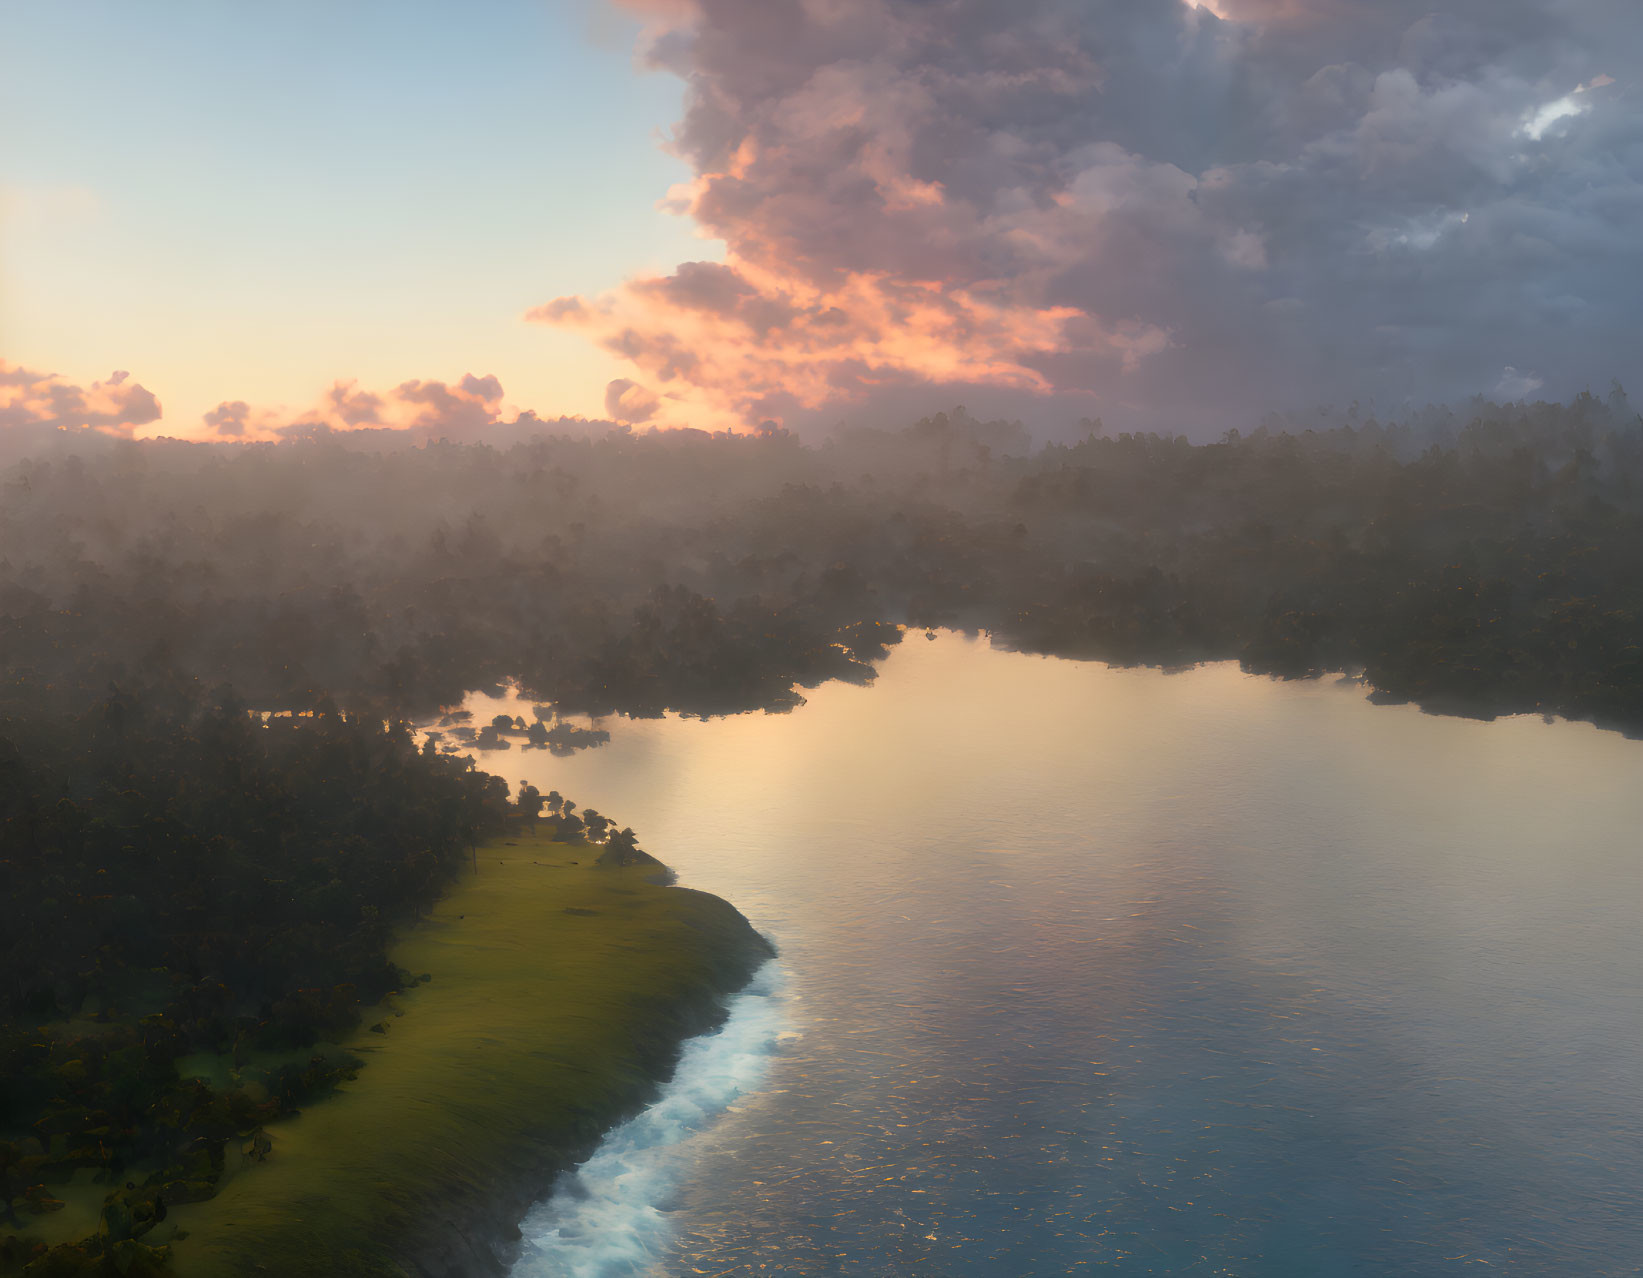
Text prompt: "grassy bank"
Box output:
[[150, 830, 769, 1277]]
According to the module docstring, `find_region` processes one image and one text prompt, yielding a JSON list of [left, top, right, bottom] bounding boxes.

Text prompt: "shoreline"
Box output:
[[162, 830, 773, 1277]]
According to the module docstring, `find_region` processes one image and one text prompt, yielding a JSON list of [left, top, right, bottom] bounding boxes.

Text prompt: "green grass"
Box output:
[[155, 831, 768, 1277]]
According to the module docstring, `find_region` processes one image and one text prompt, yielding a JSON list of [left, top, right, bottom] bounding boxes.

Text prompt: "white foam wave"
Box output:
[[508, 960, 789, 1278]]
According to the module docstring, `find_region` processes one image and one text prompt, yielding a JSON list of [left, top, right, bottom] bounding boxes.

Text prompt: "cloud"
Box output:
[[323, 381, 387, 427], [4, 364, 613, 449], [186, 374, 514, 443], [562, 0, 1642, 433], [0, 362, 162, 436], [1495, 365, 1544, 399], [390, 373, 506, 442], [202, 400, 253, 437], [604, 378, 662, 423]]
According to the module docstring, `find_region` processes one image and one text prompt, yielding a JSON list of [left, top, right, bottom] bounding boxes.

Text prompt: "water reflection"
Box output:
[[467, 634, 1643, 1275]]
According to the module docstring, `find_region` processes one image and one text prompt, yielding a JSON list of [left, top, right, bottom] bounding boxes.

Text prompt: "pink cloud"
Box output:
[[0, 361, 162, 436], [605, 378, 662, 423], [189, 374, 510, 442], [202, 400, 254, 437], [534, 254, 1165, 430], [390, 373, 506, 442]]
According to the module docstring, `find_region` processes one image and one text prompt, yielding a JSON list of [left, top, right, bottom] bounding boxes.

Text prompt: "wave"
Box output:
[[508, 959, 790, 1278]]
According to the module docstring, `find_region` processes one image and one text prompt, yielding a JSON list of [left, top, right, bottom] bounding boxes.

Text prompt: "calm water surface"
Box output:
[[461, 634, 1643, 1276]]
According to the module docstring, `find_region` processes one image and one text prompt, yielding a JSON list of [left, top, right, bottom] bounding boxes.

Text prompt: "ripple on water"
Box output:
[[470, 635, 1643, 1276]]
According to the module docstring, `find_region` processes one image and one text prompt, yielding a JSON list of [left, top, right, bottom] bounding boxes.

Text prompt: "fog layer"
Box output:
[[3, 392, 1637, 731]]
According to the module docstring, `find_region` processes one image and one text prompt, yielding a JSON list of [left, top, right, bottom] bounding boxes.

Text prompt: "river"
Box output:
[[452, 632, 1643, 1276]]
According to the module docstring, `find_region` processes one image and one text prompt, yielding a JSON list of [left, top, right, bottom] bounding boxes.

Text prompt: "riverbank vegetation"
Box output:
[[166, 830, 767, 1278], [0, 679, 755, 1275], [0, 686, 508, 1274]]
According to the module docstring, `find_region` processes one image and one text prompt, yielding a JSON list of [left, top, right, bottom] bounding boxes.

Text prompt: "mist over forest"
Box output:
[[4, 389, 1639, 732]]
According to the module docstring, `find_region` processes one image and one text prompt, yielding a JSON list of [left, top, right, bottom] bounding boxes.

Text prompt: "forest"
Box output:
[[0, 686, 507, 1274], [3, 387, 1639, 731], [1, 388, 1640, 1272], [0, 682, 659, 1276]]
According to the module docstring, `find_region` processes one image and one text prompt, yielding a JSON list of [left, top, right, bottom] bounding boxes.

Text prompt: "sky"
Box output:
[[3, 0, 1640, 440], [1, 0, 707, 433]]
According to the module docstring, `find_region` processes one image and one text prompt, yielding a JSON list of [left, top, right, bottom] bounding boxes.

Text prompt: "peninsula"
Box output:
[[5, 831, 770, 1278]]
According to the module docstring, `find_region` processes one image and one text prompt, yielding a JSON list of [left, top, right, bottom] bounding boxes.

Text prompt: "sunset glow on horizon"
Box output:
[[1, 0, 712, 438], [4, 0, 1640, 441]]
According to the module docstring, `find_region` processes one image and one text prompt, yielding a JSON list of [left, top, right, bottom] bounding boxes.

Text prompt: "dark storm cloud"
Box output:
[[539, 0, 1642, 433]]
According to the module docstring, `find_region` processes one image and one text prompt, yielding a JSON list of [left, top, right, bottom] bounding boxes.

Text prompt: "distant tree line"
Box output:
[[2, 387, 1636, 731]]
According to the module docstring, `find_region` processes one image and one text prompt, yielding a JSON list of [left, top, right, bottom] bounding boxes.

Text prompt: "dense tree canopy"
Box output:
[[0, 685, 512, 1274], [3, 389, 1637, 730]]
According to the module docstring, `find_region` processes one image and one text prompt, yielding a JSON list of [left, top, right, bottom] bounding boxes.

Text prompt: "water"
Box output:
[[510, 964, 792, 1278], [464, 633, 1643, 1276]]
